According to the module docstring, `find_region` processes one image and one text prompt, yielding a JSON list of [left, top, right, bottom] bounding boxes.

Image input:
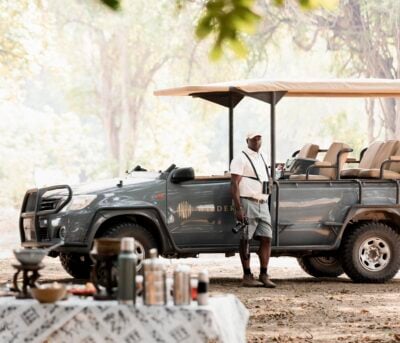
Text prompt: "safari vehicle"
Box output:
[[19, 79, 400, 283]]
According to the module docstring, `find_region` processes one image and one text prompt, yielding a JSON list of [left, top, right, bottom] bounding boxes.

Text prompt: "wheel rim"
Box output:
[[359, 236, 391, 272], [135, 240, 145, 271]]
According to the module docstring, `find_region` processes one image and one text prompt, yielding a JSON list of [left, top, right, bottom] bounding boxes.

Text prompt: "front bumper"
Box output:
[[19, 185, 92, 253]]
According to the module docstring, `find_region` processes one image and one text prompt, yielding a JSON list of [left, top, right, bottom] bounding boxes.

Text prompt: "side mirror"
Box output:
[[171, 167, 195, 183]]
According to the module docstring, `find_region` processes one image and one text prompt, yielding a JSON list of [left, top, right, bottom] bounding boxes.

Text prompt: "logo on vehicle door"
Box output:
[[177, 201, 234, 220], [177, 201, 192, 220]]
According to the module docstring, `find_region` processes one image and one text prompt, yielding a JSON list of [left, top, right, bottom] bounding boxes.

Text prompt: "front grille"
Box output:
[[38, 227, 49, 241], [25, 192, 37, 212], [39, 198, 61, 211]]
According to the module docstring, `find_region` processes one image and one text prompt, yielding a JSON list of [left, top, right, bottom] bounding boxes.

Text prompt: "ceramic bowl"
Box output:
[[13, 249, 47, 266], [31, 283, 66, 303]]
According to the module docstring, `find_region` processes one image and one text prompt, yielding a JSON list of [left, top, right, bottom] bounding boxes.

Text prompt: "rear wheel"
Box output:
[[297, 256, 343, 278], [340, 222, 400, 283], [60, 253, 93, 279]]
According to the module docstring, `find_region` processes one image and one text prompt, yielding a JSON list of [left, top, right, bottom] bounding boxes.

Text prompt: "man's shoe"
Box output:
[[259, 274, 277, 288], [242, 274, 263, 287]]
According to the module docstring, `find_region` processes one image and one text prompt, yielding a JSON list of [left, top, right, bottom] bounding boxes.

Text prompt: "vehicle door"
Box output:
[[166, 171, 238, 248], [270, 180, 360, 247]]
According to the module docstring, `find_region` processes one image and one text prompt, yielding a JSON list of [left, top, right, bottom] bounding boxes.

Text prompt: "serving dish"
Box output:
[[31, 283, 66, 303]]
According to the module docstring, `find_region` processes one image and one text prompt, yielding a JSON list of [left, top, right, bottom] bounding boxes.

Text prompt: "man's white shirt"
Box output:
[[230, 147, 269, 200]]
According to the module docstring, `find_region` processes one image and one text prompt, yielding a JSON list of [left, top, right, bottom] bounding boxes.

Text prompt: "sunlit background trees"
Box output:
[[0, 0, 399, 211]]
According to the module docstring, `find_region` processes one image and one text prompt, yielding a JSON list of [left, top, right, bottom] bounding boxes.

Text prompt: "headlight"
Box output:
[[61, 195, 97, 212]]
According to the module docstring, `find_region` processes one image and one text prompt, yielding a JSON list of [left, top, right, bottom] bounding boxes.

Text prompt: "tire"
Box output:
[[98, 221, 158, 272], [297, 256, 344, 278], [59, 252, 93, 279], [340, 222, 400, 283]]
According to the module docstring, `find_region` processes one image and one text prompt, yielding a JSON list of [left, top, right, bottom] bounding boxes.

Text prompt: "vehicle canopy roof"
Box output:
[[155, 79, 400, 177], [155, 79, 400, 99]]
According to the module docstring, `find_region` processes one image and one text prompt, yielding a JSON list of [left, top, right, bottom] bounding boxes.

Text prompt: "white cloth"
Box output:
[[0, 294, 248, 343], [230, 147, 269, 200]]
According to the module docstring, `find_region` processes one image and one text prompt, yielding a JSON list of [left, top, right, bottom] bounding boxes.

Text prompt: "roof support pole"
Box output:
[[270, 92, 276, 179], [229, 92, 234, 164]]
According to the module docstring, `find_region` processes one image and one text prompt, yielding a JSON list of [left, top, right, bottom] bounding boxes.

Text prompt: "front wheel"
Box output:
[[340, 222, 400, 283], [297, 256, 343, 278], [98, 221, 158, 272], [60, 253, 93, 279]]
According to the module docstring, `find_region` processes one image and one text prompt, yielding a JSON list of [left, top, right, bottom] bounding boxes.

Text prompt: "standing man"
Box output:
[[230, 132, 276, 288]]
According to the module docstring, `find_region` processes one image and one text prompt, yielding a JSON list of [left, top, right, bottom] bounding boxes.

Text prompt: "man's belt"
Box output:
[[240, 196, 267, 204]]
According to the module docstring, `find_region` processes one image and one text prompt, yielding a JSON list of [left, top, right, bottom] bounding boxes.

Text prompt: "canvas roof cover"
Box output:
[[154, 79, 400, 97]]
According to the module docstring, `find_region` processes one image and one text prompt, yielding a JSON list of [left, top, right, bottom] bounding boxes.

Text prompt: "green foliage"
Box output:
[[0, 105, 110, 208], [322, 111, 366, 158], [0, 1, 37, 97], [195, 0, 338, 60], [277, 0, 337, 9], [1, 0, 373, 211], [195, 0, 261, 60], [99, 0, 120, 10], [99, 0, 338, 60]]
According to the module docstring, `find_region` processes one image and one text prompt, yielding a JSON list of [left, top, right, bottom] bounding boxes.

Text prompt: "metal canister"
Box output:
[[117, 237, 137, 305], [143, 248, 166, 305], [173, 265, 191, 305], [197, 270, 209, 306]]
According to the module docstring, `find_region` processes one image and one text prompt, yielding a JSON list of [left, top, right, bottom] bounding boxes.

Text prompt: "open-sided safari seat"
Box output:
[[294, 143, 320, 159], [340, 141, 384, 178], [282, 143, 321, 179], [357, 140, 400, 179], [289, 142, 352, 181]]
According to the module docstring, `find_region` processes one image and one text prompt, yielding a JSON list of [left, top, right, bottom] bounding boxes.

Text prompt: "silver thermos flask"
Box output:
[[173, 265, 191, 305], [117, 237, 137, 305], [143, 248, 166, 305]]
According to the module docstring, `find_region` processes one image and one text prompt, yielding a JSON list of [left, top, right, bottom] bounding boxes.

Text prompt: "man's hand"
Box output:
[[236, 208, 245, 222]]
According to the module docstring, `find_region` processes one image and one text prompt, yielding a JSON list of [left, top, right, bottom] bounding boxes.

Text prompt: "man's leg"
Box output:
[[254, 201, 276, 288], [257, 237, 276, 288], [240, 239, 263, 287], [258, 236, 271, 270], [239, 239, 251, 272]]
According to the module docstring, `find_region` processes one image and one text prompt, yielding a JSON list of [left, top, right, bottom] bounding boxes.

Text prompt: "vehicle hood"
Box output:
[[71, 172, 161, 195]]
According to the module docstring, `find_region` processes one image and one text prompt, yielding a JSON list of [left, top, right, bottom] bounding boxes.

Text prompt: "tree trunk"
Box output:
[[96, 31, 121, 164], [395, 100, 400, 139], [117, 32, 131, 176], [380, 98, 397, 140], [286, 0, 399, 142], [365, 99, 376, 143]]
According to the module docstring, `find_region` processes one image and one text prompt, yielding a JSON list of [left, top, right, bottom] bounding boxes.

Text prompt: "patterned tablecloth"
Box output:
[[0, 294, 248, 343]]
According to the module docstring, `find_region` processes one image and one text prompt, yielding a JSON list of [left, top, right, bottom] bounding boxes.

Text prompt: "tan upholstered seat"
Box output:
[[289, 173, 330, 181], [289, 142, 351, 180], [358, 140, 400, 179], [297, 143, 320, 159], [388, 153, 400, 175], [340, 141, 383, 178], [357, 169, 400, 179]]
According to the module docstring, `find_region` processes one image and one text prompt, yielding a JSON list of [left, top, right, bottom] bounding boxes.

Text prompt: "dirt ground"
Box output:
[[1, 209, 400, 342]]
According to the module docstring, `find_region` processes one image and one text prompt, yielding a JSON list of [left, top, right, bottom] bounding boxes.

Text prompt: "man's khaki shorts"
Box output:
[[240, 198, 272, 240]]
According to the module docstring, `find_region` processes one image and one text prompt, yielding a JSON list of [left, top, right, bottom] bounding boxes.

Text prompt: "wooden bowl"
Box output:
[[93, 238, 121, 255], [31, 283, 66, 303]]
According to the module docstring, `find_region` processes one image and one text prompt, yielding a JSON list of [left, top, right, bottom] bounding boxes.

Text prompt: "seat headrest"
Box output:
[[298, 143, 319, 159]]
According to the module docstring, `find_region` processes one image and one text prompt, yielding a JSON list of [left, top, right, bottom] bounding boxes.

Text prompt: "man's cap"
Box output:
[[246, 131, 263, 139]]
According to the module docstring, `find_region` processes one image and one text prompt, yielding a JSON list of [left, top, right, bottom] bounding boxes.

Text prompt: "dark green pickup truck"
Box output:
[[20, 79, 400, 283]]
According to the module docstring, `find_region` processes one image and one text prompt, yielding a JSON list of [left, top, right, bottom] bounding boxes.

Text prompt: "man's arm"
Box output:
[[231, 174, 245, 222]]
